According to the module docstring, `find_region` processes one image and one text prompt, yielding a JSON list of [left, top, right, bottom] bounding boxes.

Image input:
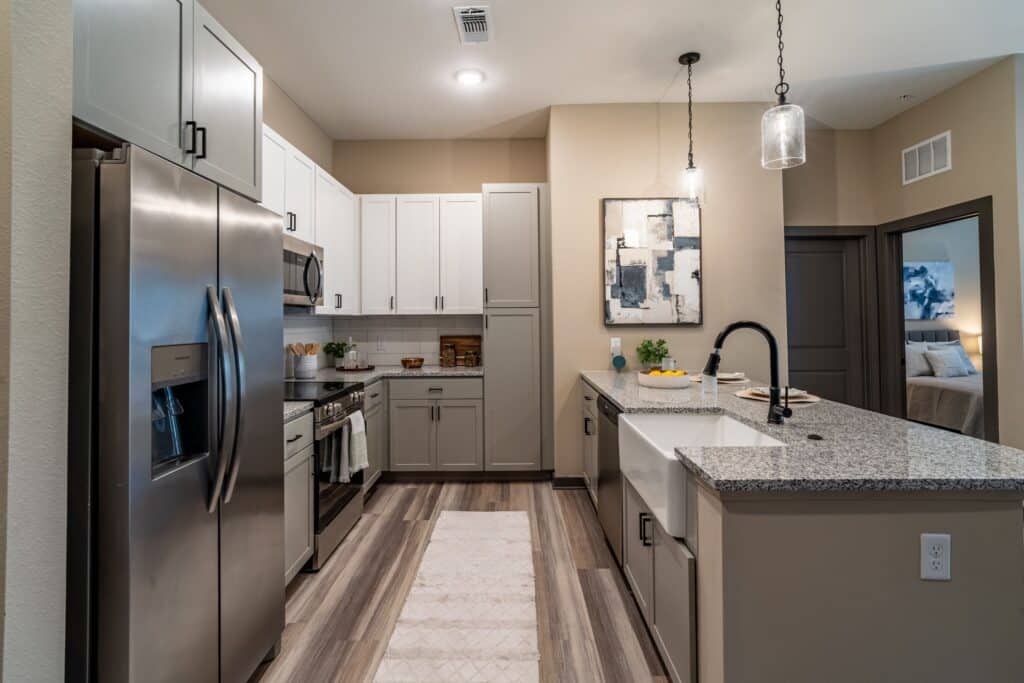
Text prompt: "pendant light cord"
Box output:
[[686, 62, 695, 170], [774, 0, 790, 104]]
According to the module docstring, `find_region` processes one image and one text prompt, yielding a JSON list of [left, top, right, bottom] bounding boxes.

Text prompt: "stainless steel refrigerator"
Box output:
[[67, 144, 284, 682]]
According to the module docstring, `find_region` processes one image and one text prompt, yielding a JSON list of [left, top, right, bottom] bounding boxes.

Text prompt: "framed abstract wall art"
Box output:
[[903, 260, 955, 320], [602, 198, 702, 326]]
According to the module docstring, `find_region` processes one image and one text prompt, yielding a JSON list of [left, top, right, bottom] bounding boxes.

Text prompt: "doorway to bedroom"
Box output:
[[877, 198, 999, 442]]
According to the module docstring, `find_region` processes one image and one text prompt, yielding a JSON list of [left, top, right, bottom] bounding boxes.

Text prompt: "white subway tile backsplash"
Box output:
[[331, 315, 482, 367], [284, 311, 335, 369]]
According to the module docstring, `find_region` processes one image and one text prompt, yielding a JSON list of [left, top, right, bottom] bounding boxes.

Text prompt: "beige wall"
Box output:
[[549, 103, 787, 475], [332, 138, 547, 194], [263, 75, 333, 169], [0, 0, 10, 670], [782, 128, 875, 226]]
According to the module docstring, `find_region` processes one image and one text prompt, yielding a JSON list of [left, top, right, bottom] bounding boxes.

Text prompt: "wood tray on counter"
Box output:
[[333, 365, 375, 372], [439, 335, 482, 367]]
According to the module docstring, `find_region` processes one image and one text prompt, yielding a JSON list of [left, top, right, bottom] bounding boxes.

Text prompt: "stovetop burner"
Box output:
[[284, 381, 364, 404]]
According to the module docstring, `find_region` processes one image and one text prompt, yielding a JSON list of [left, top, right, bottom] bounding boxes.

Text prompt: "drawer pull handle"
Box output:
[[369, 392, 380, 398], [286, 434, 303, 443], [639, 512, 653, 546], [428, 387, 443, 393]]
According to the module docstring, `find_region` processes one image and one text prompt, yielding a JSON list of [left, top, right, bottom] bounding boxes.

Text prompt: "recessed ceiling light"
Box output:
[[455, 69, 485, 87]]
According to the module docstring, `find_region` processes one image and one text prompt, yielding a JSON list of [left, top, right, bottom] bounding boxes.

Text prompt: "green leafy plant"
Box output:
[[324, 340, 356, 358], [636, 339, 670, 367]]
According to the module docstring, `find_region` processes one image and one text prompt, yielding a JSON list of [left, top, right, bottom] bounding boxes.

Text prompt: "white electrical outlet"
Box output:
[[920, 533, 951, 581], [610, 337, 622, 356]]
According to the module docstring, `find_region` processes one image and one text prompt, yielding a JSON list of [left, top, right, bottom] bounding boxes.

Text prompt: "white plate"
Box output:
[[749, 386, 808, 398]]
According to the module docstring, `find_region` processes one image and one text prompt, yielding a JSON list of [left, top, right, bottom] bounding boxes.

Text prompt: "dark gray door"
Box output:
[[217, 189, 285, 682], [785, 237, 868, 407]]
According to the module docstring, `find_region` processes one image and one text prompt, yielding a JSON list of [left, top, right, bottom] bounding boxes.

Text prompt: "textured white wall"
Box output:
[[4, 0, 73, 679]]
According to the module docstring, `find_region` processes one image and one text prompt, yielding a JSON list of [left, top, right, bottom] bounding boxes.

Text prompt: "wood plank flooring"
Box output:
[[250, 482, 668, 683]]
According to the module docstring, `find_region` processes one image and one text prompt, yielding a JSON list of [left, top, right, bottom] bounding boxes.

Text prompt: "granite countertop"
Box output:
[[284, 401, 314, 422], [581, 370, 1024, 494], [290, 365, 484, 385]]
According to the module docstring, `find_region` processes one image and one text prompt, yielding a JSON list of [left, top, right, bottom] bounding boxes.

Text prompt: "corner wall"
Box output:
[[263, 75, 334, 169], [548, 103, 787, 475]]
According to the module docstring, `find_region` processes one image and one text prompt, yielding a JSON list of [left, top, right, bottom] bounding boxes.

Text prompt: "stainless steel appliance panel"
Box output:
[[597, 396, 623, 565], [282, 233, 324, 306], [217, 188, 285, 682], [96, 146, 221, 682]]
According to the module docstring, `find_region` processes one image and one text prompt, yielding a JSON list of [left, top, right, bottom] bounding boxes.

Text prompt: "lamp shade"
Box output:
[[681, 166, 705, 205], [761, 103, 806, 170]]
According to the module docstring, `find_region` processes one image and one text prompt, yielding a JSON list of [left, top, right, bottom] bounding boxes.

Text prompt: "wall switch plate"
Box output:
[[920, 533, 951, 581], [610, 337, 622, 356]]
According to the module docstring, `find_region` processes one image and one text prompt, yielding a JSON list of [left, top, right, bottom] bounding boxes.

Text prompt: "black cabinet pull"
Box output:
[[390, 295, 394, 310], [583, 417, 593, 436], [369, 392, 380, 399], [428, 387, 443, 393], [640, 513, 652, 546], [286, 434, 303, 443], [435, 295, 438, 310], [440, 295, 445, 310], [436, 405, 441, 421], [196, 126, 207, 159], [484, 287, 489, 303], [184, 121, 198, 154]]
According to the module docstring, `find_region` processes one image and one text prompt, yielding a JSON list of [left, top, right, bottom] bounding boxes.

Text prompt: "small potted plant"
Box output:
[[636, 339, 670, 371], [324, 340, 357, 369]]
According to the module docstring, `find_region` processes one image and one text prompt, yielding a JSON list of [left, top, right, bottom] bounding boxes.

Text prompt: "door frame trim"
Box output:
[[784, 226, 880, 411], [875, 197, 998, 441]]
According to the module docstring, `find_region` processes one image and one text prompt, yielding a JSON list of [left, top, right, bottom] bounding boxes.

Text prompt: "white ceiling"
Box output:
[[203, 0, 1024, 139]]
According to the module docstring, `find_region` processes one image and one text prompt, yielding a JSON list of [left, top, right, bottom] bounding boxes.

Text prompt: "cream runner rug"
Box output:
[[375, 511, 540, 682]]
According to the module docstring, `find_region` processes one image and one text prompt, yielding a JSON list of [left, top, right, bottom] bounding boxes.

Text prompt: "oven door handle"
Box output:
[[206, 286, 236, 514], [315, 414, 354, 441], [222, 288, 247, 504]]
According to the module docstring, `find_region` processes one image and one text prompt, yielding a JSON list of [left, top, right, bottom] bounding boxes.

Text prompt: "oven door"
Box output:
[[283, 234, 324, 306], [312, 420, 363, 535]]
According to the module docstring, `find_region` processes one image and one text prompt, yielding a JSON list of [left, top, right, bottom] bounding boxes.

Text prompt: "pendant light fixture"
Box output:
[[678, 51, 705, 204], [761, 0, 806, 169]]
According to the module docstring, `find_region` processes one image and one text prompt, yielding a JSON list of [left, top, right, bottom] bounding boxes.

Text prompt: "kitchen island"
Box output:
[[581, 370, 1024, 683]]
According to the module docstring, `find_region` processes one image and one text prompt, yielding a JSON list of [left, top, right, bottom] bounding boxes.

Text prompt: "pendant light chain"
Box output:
[[774, 0, 790, 103], [686, 61, 695, 170]]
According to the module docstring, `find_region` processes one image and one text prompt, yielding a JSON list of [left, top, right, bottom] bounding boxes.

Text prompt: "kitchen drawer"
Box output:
[[365, 381, 386, 410], [581, 381, 599, 417], [284, 412, 313, 459], [388, 378, 483, 400]]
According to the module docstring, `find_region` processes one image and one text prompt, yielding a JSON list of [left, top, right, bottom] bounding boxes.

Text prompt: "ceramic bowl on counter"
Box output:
[[636, 370, 691, 389]]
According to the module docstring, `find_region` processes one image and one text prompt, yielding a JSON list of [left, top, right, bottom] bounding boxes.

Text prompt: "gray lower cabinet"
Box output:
[[436, 400, 484, 470], [389, 400, 436, 471], [363, 381, 387, 491], [283, 444, 313, 584], [623, 479, 696, 683], [484, 309, 541, 470], [390, 396, 484, 472], [73, 0, 263, 201]]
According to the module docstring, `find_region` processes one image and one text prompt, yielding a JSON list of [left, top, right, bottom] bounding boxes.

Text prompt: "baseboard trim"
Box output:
[[382, 470, 554, 484], [551, 476, 586, 490]]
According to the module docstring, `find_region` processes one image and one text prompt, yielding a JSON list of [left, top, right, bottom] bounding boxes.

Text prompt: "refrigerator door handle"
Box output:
[[222, 288, 247, 504], [206, 286, 237, 513]]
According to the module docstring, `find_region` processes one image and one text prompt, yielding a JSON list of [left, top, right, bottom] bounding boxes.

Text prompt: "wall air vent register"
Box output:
[[453, 5, 491, 44], [902, 131, 951, 185]]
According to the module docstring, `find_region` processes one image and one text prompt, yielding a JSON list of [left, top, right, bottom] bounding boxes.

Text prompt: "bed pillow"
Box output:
[[924, 348, 970, 378], [927, 341, 978, 375], [906, 345, 933, 377]]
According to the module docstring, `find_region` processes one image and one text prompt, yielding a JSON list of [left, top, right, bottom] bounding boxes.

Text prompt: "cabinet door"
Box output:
[[652, 523, 697, 683], [260, 126, 288, 232], [439, 194, 483, 314], [363, 398, 384, 490], [389, 400, 435, 471], [284, 149, 316, 243], [360, 196, 397, 315], [396, 195, 440, 314], [192, 4, 262, 200], [484, 309, 541, 470], [436, 400, 483, 471], [315, 170, 359, 315], [284, 446, 313, 584], [623, 479, 654, 622], [483, 185, 539, 308], [583, 413, 599, 506], [74, 0, 193, 166]]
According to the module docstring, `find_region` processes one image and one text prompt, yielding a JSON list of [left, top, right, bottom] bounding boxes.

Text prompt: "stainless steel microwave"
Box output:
[[283, 234, 324, 307]]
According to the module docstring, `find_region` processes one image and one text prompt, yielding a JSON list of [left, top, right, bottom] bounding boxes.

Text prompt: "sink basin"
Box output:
[[619, 414, 784, 537]]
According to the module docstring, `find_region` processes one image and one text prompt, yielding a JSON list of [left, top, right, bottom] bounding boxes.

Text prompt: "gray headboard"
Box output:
[[906, 329, 960, 343]]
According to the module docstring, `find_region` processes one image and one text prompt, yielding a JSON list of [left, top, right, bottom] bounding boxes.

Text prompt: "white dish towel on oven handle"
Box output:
[[348, 410, 368, 473]]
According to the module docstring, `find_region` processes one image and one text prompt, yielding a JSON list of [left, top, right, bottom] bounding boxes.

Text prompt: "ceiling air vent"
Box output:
[[453, 5, 491, 44], [902, 131, 951, 185]]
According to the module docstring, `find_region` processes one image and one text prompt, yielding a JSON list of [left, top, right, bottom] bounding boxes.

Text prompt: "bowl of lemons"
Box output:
[[637, 368, 691, 389]]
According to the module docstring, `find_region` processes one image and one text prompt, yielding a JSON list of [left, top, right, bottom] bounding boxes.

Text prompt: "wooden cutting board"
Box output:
[[439, 335, 482, 366]]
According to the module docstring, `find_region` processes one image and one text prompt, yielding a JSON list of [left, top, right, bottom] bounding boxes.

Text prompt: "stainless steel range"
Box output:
[[284, 381, 365, 570]]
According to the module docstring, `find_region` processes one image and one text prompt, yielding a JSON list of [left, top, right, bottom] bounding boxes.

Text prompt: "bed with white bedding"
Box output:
[[905, 329, 984, 439]]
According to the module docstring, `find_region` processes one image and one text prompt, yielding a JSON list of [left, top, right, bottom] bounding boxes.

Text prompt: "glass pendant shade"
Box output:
[[681, 165, 705, 205], [761, 102, 806, 169]]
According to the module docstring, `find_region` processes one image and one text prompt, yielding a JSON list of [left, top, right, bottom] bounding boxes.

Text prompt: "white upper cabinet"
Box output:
[[360, 196, 397, 315], [73, 0, 263, 201], [284, 149, 316, 243], [260, 126, 288, 231], [315, 169, 360, 316], [191, 4, 262, 201], [396, 195, 440, 315], [439, 194, 483, 314]]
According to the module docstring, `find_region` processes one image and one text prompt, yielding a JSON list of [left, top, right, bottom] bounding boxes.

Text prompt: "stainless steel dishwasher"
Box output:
[[597, 396, 623, 565]]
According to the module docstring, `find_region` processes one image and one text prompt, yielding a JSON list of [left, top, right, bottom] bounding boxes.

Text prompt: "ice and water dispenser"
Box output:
[[151, 343, 209, 477]]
